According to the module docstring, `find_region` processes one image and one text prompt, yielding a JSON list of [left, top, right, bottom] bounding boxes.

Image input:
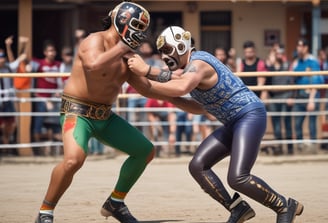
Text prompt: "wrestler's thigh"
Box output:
[[230, 110, 266, 174], [192, 127, 232, 168], [98, 113, 153, 156], [60, 115, 90, 161]]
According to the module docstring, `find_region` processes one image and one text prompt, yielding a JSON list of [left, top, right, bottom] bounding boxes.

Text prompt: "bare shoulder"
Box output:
[[79, 32, 104, 51]]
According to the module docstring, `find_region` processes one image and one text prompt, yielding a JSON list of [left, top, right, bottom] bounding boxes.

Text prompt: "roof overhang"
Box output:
[[52, 0, 320, 5]]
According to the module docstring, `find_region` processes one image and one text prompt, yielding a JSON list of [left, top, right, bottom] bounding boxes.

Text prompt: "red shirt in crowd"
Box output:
[[145, 99, 174, 108], [34, 58, 61, 97]]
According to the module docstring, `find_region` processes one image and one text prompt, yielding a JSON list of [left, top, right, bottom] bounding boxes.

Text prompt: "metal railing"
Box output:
[[1, 71, 328, 155]]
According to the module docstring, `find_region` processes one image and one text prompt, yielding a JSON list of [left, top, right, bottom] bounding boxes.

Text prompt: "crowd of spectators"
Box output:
[[0, 32, 328, 158]]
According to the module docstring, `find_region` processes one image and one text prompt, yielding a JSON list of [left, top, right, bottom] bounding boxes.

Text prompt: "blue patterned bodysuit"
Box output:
[[189, 51, 263, 125], [188, 51, 288, 214]]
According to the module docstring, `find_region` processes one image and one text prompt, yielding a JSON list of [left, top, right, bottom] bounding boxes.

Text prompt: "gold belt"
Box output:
[[60, 94, 112, 120]]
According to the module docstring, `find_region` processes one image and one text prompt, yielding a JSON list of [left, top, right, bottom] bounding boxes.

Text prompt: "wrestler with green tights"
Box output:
[[34, 2, 204, 223]]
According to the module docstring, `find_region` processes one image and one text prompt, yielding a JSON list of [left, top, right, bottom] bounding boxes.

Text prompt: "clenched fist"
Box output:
[[127, 54, 149, 76]]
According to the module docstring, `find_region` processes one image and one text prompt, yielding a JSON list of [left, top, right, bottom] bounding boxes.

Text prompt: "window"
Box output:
[[200, 11, 231, 54]]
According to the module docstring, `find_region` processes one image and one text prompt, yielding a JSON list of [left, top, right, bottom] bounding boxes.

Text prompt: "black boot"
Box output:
[[226, 193, 256, 223], [101, 198, 139, 223], [276, 198, 304, 223]]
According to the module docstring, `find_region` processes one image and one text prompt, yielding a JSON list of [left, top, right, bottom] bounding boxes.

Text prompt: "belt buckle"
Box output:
[[61, 98, 70, 113], [91, 105, 109, 120]]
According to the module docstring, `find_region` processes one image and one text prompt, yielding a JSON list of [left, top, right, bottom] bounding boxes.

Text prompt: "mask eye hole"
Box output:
[[130, 18, 146, 31], [175, 34, 181, 40], [177, 43, 185, 52], [159, 45, 174, 55]]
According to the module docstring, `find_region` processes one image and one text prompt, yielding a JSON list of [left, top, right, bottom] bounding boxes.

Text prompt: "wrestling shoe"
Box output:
[[276, 198, 304, 223], [35, 213, 53, 223], [101, 198, 139, 223], [227, 193, 256, 223]]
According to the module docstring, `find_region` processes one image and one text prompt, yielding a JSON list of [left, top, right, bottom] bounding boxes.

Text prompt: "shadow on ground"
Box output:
[[140, 221, 223, 223], [140, 220, 182, 223]]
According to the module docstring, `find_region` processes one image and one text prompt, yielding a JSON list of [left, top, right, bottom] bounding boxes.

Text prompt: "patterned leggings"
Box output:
[[189, 107, 286, 213]]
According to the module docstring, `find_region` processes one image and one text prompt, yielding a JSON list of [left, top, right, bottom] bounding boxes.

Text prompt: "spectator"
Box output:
[[74, 28, 88, 56], [214, 46, 228, 65], [58, 46, 73, 89], [292, 38, 324, 154], [175, 111, 193, 156], [226, 47, 239, 72], [31, 40, 61, 156], [14, 36, 34, 90], [237, 40, 268, 100], [318, 48, 328, 71], [318, 47, 328, 150], [265, 45, 295, 155], [317, 48, 328, 102], [43, 45, 74, 156], [215, 46, 239, 72], [59, 46, 73, 74], [0, 36, 27, 156], [145, 98, 176, 157]]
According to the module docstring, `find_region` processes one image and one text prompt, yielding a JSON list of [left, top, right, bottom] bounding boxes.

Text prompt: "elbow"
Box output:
[[173, 89, 188, 97], [136, 84, 153, 98], [174, 85, 193, 97], [167, 84, 190, 97], [138, 89, 152, 98]]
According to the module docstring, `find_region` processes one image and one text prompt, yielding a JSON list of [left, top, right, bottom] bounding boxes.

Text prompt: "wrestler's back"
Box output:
[[63, 31, 131, 105]]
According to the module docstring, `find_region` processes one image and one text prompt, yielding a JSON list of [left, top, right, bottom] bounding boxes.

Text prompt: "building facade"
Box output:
[[0, 0, 327, 61]]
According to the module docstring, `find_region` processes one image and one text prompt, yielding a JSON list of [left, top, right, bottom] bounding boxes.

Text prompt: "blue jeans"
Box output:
[[268, 102, 293, 139], [89, 137, 104, 155], [175, 112, 193, 155], [32, 101, 47, 135], [293, 102, 319, 140], [127, 97, 147, 123], [268, 101, 293, 151], [32, 101, 61, 135]]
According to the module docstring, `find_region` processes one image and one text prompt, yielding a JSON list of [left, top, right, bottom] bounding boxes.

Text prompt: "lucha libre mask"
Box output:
[[111, 2, 150, 49], [156, 26, 192, 71]]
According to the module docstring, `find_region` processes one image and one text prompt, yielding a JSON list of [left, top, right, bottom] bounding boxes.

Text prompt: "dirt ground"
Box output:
[[0, 154, 328, 223]]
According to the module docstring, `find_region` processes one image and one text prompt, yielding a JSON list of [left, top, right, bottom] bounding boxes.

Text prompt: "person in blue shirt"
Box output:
[[292, 38, 324, 153], [128, 26, 304, 223]]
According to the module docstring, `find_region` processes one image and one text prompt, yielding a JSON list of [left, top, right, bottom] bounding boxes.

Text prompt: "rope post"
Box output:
[[17, 0, 33, 156]]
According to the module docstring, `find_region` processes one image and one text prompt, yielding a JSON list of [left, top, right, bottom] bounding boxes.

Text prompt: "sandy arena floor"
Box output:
[[0, 154, 327, 223]]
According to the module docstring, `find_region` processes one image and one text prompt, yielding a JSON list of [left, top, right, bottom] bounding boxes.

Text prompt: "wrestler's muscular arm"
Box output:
[[142, 60, 209, 97], [127, 61, 207, 115], [79, 33, 131, 73], [127, 54, 182, 80], [127, 72, 205, 115]]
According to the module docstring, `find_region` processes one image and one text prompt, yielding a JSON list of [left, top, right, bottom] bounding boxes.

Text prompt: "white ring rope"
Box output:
[[1, 70, 327, 78], [2, 139, 328, 149]]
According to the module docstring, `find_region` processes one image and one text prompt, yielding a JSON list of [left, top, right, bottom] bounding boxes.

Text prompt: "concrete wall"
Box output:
[[143, 2, 288, 60], [231, 2, 286, 59]]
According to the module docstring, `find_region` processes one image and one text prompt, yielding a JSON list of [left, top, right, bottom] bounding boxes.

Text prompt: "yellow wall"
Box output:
[[144, 2, 289, 60], [231, 3, 286, 59]]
